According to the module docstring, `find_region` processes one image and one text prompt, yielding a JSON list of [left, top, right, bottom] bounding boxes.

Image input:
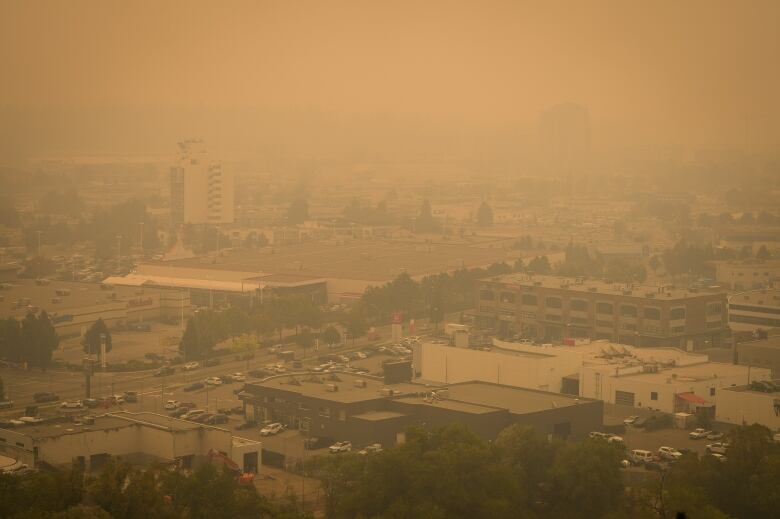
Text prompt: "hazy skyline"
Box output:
[[1, 0, 779, 160]]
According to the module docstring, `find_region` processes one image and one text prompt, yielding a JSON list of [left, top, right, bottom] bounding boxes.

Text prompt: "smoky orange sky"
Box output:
[[1, 0, 779, 158]]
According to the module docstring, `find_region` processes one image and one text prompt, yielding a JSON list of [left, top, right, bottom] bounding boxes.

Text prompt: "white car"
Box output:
[[607, 435, 624, 445], [329, 441, 352, 453], [623, 415, 639, 426], [260, 423, 284, 436], [183, 361, 200, 371], [358, 443, 383, 455], [19, 416, 44, 424], [205, 377, 223, 386], [355, 352, 367, 360], [164, 400, 180, 410], [231, 372, 246, 382], [706, 442, 730, 455], [709, 453, 728, 463], [658, 446, 682, 461], [689, 428, 711, 439], [60, 400, 83, 409]]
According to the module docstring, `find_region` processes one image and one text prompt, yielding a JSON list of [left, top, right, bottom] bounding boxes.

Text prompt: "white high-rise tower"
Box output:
[[170, 140, 234, 225]]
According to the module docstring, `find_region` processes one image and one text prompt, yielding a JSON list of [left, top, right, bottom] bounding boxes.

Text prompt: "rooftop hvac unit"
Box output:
[[622, 290, 632, 295], [325, 384, 338, 392], [354, 379, 367, 388], [533, 281, 542, 286], [588, 287, 598, 292], [645, 293, 655, 298], [379, 388, 394, 397]]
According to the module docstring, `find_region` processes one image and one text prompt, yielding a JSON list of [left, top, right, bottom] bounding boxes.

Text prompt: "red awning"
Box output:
[[676, 392, 709, 404]]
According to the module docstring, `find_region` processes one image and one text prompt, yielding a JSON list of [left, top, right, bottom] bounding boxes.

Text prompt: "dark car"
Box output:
[[236, 421, 257, 430], [219, 374, 235, 384], [217, 407, 233, 415], [123, 391, 139, 403], [193, 413, 214, 423], [205, 414, 229, 425], [204, 358, 221, 367], [154, 366, 175, 377], [304, 436, 333, 450], [179, 402, 196, 409], [169, 407, 189, 418], [183, 382, 205, 392], [33, 392, 59, 403], [248, 369, 271, 378]]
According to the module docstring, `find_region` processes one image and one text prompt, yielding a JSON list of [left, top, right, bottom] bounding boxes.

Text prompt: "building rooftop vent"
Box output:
[[588, 287, 598, 292]]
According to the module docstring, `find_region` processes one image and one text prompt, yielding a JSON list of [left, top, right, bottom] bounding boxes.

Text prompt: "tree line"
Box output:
[[309, 422, 780, 519], [0, 311, 59, 368], [0, 459, 310, 519]]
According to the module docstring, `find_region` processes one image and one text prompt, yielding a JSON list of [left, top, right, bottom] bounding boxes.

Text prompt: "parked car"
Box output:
[[205, 414, 229, 425], [123, 391, 138, 403], [248, 369, 271, 378], [84, 398, 99, 408], [658, 446, 683, 461], [193, 413, 214, 424], [358, 443, 383, 455], [169, 407, 189, 418], [183, 361, 200, 371], [231, 372, 246, 382], [623, 415, 639, 426], [205, 377, 223, 386], [154, 366, 175, 377], [706, 431, 725, 441], [179, 402, 196, 409], [304, 436, 332, 450], [708, 453, 728, 463], [236, 421, 257, 430], [0, 400, 13, 410], [329, 441, 352, 453], [204, 358, 221, 367], [106, 395, 125, 405], [60, 400, 83, 409], [33, 392, 59, 403], [183, 382, 205, 392], [181, 409, 206, 421], [164, 400, 180, 410], [19, 416, 44, 424], [629, 449, 655, 465], [689, 428, 712, 440], [260, 423, 284, 436], [706, 442, 730, 455]]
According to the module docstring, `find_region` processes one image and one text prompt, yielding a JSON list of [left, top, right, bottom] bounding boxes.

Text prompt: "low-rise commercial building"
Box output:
[[0, 412, 261, 472], [715, 381, 780, 431], [728, 289, 780, 332], [475, 274, 729, 350], [736, 335, 780, 377], [713, 260, 780, 291], [239, 372, 602, 448]]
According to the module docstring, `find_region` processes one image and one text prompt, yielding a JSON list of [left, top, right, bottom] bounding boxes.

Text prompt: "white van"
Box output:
[[629, 449, 655, 465]]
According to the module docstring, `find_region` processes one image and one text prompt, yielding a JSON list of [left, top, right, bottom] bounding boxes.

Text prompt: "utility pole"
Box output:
[[116, 234, 122, 273], [139, 221, 145, 257]]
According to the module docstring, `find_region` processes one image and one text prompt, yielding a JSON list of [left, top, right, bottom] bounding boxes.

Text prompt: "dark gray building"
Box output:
[[239, 372, 602, 449]]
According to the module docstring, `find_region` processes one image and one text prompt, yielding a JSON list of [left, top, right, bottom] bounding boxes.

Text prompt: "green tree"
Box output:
[[476, 200, 494, 227], [82, 318, 112, 356], [320, 325, 341, 347], [527, 256, 552, 274], [756, 245, 771, 260], [296, 328, 315, 358], [344, 305, 368, 344], [545, 439, 625, 518]]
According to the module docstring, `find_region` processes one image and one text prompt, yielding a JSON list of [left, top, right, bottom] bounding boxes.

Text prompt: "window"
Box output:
[[671, 326, 685, 333], [318, 407, 331, 418], [521, 294, 538, 306], [479, 290, 495, 301], [650, 392, 658, 401], [570, 316, 588, 324], [596, 302, 614, 315], [545, 314, 561, 322], [298, 402, 310, 411], [500, 292, 516, 304], [707, 303, 722, 316], [546, 297, 562, 308], [670, 307, 686, 320], [620, 305, 637, 317], [709, 387, 716, 396], [595, 320, 613, 328], [643, 307, 661, 320], [570, 299, 588, 311]]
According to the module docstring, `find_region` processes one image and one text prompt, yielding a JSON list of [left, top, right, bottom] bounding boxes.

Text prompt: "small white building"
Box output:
[[0, 412, 261, 472], [715, 382, 780, 431]]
